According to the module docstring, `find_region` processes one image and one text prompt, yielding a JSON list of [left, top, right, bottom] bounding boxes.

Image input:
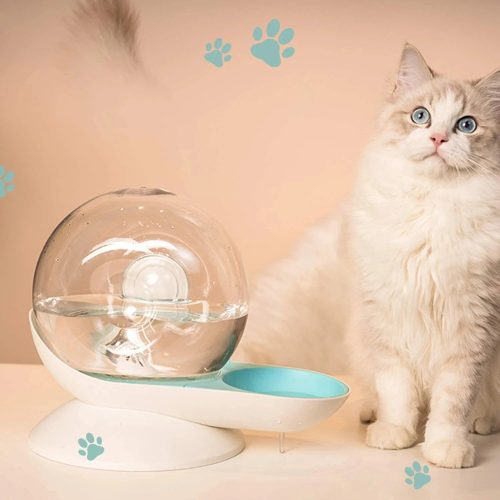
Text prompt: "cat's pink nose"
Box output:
[[430, 133, 448, 147]]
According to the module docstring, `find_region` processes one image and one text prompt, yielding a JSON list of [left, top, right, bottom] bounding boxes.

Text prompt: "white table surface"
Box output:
[[1, 364, 499, 500]]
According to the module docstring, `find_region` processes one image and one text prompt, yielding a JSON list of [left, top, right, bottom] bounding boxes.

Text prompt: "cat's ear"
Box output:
[[393, 44, 433, 96], [476, 69, 500, 114]]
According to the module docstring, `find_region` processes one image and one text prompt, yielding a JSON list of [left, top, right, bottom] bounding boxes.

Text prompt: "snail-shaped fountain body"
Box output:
[[29, 188, 349, 471]]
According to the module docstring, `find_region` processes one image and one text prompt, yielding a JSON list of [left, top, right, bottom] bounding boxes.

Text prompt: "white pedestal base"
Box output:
[[29, 400, 245, 471]]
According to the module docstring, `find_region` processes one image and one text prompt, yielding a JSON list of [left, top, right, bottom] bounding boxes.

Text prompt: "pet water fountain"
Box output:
[[29, 188, 349, 471]]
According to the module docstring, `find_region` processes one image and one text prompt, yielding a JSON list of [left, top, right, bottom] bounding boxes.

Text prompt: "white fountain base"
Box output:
[[29, 399, 245, 471]]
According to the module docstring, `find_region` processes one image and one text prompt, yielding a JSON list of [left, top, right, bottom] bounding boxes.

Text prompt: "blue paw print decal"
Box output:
[[405, 461, 431, 490], [78, 432, 104, 461], [205, 38, 232, 68], [0, 166, 15, 199], [251, 19, 295, 67]]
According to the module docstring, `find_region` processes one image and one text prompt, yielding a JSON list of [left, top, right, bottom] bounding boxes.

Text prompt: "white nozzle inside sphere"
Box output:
[[123, 255, 188, 301]]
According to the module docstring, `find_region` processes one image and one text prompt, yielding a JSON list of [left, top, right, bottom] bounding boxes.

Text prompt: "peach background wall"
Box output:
[[0, 0, 499, 363]]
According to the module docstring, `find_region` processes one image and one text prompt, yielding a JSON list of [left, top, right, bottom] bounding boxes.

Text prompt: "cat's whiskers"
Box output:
[[468, 151, 499, 171], [466, 154, 500, 179]]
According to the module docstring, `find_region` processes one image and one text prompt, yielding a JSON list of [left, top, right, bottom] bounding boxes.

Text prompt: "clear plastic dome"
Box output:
[[33, 188, 248, 379]]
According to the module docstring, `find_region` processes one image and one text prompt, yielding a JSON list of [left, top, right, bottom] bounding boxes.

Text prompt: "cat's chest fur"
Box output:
[[351, 162, 500, 357], [367, 183, 487, 279]]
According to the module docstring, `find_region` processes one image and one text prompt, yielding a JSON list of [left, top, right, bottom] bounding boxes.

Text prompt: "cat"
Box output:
[[237, 44, 500, 468]]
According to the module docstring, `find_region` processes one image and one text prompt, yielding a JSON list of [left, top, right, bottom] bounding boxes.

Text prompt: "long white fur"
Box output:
[[238, 212, 352, 374], [237, 45, 500, 468]]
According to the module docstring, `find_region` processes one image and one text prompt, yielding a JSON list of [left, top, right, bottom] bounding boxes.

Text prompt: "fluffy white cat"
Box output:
[[237, 44, 500, 469]]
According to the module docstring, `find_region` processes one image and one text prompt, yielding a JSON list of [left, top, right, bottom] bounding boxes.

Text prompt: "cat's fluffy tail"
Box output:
[[64, 0, 143, 71], [235, 211, 352, 375]]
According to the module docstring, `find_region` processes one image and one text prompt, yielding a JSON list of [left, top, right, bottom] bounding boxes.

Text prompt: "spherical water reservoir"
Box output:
[[32, 188, 248, 379]]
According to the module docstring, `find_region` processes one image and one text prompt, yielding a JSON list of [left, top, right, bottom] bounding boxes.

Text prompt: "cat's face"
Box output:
[[380, 45, 499, 177]]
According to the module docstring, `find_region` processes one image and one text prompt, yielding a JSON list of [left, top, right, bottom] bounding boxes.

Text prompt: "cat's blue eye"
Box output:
[[411, 107, 431, 125], [456, 116, 477, 134]]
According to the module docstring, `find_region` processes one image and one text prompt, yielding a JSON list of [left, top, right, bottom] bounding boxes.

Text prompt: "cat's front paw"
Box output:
[[366, 421, 417, 449], [422, 439, 475, 468]]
